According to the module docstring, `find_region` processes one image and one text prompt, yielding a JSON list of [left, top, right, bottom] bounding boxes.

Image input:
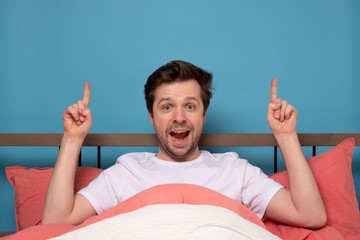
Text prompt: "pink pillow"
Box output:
[[5, 166, 103, 231], [266, 138, 360, 240]]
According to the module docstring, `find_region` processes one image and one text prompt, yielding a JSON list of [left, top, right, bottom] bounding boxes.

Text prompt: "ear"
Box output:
[[148, 112, 154, 126], [203, 109, 207, 124]]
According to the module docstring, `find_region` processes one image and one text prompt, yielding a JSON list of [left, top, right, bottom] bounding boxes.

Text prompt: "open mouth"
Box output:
[[169, 130, 190, 140]]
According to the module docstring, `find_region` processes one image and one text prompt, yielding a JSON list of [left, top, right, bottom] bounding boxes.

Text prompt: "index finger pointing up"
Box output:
[[83, 82, 90, 107], [270, 78, 278, 102]]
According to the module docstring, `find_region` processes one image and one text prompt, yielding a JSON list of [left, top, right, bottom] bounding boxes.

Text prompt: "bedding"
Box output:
[[50, 204, 281, 240], [3, 138, 360, 240], [2, 184, 273, 240]]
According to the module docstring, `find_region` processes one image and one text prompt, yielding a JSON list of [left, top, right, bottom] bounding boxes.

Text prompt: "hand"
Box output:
[[267, 78, 297, 136], [62, 83, 92, 140]]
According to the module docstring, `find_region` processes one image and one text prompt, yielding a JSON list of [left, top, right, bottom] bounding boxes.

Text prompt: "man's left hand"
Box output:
[[267, 78, 297, 136]]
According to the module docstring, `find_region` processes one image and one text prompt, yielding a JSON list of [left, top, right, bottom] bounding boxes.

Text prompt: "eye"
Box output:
[[163, 105, 171, 111], [186, 104, 195, 110]]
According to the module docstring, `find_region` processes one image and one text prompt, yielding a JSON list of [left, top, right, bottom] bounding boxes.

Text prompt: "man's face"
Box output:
[[149, 79, 207, 162]]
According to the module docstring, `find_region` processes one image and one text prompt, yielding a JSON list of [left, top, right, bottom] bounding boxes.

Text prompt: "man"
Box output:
[[42, 60, 327, 228]]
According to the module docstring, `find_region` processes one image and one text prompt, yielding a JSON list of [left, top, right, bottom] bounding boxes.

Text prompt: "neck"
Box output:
[[156, 147, 201, 162]]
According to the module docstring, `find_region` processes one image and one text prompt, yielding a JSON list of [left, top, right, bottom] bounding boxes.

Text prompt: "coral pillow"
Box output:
[[266, 138, 360, 240], [5, 166, 103, 231]]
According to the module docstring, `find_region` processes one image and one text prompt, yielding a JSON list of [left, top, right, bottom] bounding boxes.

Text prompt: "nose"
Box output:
[[173, 107, 187, 124]]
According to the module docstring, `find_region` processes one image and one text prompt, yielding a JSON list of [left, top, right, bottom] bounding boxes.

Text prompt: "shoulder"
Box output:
[[98, 152, 156, 184]]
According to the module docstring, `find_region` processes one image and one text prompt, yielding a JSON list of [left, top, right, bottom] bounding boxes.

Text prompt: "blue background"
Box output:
[[1, 0, 359, 231]]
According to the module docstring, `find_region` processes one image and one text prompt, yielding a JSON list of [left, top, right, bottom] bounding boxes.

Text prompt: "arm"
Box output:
[[264, 79, 327, 228], [42, 83, 97, 225]]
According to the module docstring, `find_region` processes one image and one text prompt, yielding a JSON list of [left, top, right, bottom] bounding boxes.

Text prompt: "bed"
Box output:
[[1, 133, 360, 240]]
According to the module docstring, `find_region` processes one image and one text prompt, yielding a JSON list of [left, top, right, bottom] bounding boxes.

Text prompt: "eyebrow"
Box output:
[[157, 97, 201, 107]]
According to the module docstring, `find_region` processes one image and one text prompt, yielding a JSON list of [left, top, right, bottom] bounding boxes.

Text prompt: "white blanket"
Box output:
[[50, 204, 281, 240]]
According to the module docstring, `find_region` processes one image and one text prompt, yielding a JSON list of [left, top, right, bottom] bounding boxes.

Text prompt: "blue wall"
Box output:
[[1, 0, 359, 231]]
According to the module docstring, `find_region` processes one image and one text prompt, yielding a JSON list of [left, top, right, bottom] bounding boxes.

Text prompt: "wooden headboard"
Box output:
[[2, 133, 359, 146], [1, 133, 359, 172]]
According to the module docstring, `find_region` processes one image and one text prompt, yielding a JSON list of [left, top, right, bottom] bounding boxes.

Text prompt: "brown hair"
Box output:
[[144, 60, 213, 116]]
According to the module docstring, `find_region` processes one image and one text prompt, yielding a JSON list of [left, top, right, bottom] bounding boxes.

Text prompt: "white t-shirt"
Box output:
[[78, 150, 283, 219]]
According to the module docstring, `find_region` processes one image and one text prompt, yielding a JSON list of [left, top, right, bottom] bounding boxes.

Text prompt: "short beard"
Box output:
[[155, 124, 201, 161], [158, 135, 199, 161]]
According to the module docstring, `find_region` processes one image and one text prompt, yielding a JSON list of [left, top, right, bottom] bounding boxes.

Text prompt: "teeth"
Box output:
[[170, 130, 190, 138]]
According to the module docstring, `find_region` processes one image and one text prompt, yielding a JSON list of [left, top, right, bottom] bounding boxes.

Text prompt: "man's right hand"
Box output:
[[63, 83, 92, 140], [42, 82, 97, 225]]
